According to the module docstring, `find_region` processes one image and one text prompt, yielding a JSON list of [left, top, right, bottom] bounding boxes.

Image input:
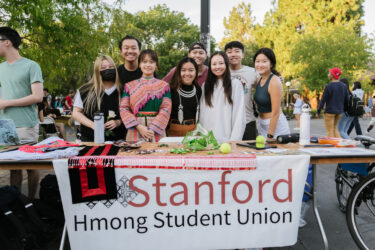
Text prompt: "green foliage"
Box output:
[[1, 2, 209, 93], [219, 2, 259, 67], [221, 0, 368, 80], [291, 26, 373, 92], [108, 4, 203, 77], [0, 0, 110, 94]]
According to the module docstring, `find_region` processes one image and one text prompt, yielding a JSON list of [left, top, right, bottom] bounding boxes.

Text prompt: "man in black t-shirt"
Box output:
[[117, 35, 143, 87], [117, 35, 158, 88]]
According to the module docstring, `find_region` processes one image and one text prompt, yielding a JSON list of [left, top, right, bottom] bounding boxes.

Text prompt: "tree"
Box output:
[[291, 25, 373, 92], [0, 0, 112, 93], [219, 2, 258, 66], [221, 0, 366, 77], [253, 0, 365, 78], [108, 4, 214, 77]]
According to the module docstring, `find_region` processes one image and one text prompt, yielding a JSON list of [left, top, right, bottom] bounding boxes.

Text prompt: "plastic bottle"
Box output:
[[299, 104, 310, 145], [94, 112, 104, 144]]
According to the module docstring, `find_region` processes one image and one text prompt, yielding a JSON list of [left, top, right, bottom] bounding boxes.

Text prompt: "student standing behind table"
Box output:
[[199, 51, 245, 142], [72, 55, 125, 142], [0, 27, 44, 199], [317, 68, 350, 138], [348, 81, 364, 136], [117, 35, 158, 88], [291, 93, 304, 130], [168, 57, 202, 136], [225, 41, 258, 140], [120, 49, 172, 142], [253, 48, 290, 140], [163, 42, 209, 87]]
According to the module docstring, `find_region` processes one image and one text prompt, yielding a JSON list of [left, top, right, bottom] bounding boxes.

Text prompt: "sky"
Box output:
[[118, 0, 375, 43]]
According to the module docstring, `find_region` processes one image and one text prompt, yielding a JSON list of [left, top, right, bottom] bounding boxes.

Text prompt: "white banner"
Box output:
[[53, 154, 310, 250]]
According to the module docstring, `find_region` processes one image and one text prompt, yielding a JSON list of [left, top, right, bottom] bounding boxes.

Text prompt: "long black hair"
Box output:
[[204, 51, 232, 107], [253, 48, 279, 75], [170, 57, 199, 90]]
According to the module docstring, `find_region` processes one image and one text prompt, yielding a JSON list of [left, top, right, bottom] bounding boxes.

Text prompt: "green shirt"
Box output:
[[0, 57, 43, 127]]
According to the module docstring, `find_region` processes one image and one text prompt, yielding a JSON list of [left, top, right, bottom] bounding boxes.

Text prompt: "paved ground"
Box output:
[[1, 117, 374, 250]]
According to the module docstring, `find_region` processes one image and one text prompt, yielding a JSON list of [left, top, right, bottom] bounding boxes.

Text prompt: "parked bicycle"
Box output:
[[335, 135, 375, 249]]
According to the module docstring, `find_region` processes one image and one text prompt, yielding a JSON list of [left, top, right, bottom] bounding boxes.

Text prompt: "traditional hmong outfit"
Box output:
[[168, 84, 202, 137], [120, 77, 172, 142]]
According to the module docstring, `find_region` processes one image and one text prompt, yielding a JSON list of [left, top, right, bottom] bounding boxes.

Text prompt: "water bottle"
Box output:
[[299, 104, 310, 145], [94, 112, 104, 144]]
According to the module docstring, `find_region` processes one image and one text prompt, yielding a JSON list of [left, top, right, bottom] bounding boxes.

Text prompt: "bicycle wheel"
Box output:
[[336, 165, 356, 213], [346, 172, 375, 250]]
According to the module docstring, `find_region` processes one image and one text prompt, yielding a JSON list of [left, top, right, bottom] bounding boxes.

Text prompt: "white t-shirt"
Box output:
[[352, 89, 364, 100], [230, 65, 258, 123], [73, 85, 117, 109]]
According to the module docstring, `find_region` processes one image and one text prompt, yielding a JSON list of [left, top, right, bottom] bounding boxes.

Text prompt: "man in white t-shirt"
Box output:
[[225, 41, 258, 140]]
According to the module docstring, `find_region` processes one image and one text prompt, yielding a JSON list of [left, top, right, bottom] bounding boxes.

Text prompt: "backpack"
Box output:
[[36, 174, 65, 226], [0, 185, 55, 250], [347, 94, 364, 117]]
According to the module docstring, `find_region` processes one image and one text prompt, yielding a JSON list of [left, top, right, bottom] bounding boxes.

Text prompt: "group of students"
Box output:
[[71, 35, 291, 143], [0, 26, 291, 198]]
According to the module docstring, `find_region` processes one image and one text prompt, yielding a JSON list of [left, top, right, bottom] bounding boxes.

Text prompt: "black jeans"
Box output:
[[242, 121, 258, 140]]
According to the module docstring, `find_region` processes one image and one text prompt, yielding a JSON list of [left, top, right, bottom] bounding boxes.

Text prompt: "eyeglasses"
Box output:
[[0, 39, 8, 41]]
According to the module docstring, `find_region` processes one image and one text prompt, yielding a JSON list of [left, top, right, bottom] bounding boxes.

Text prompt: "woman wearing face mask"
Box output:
[[168, 57, 202, 136], [199, 51, 245, 142], [120, 49, 172, 142], [72, 55, 125, 142], [253, 48, 290, 140]]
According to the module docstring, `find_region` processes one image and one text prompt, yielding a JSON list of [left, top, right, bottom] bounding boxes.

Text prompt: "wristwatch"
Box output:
[[267, 133, 274, 139]]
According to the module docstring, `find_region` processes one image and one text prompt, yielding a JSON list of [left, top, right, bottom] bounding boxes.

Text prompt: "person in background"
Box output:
[[120, 49, 172, 142], [168, 57, 202, 136], [0, 26, 44, 199], [72, 55, 125, 142], [43, 88, 52, 107], [225, 41, 258, 140], [348, 81, 364, 135], [291, 93, 304, 130], [365, 95, 373, 119], [253, 48, 290, 139], [163, 42, 208, 87], [38, 97, 67, 140], [367, 96, 375, 132], [317, 68, 349, 138], [64, 89, 74, 114], [337, 78, 354, 139], [199, 51, 245, 142]]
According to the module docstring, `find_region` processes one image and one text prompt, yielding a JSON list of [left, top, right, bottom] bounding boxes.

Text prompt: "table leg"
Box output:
[[312, 164, 329, 250], [59, 223, 67, 250]]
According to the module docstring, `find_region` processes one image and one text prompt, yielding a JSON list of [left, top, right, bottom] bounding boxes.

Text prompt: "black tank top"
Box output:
[[254, 74, 274, 113]]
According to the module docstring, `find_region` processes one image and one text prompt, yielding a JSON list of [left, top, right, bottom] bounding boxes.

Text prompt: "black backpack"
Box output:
[[347, 94, 364, 117], [0, 185, 55, 250], [36, 174, 64, 226]]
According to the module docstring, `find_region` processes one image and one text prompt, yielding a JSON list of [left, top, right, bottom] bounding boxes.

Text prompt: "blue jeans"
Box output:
[[338, 113, 355, 139]]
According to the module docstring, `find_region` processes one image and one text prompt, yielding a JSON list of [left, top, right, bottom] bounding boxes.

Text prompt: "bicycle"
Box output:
[[335, 135, 375, 249], [335, 136, 375, 212]]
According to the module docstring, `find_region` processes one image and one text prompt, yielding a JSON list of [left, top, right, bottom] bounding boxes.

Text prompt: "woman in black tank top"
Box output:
[[253, 48, 290, 139]]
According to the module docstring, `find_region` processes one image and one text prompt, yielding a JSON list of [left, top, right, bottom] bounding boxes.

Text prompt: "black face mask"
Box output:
[[100, 68, 116, 82]]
